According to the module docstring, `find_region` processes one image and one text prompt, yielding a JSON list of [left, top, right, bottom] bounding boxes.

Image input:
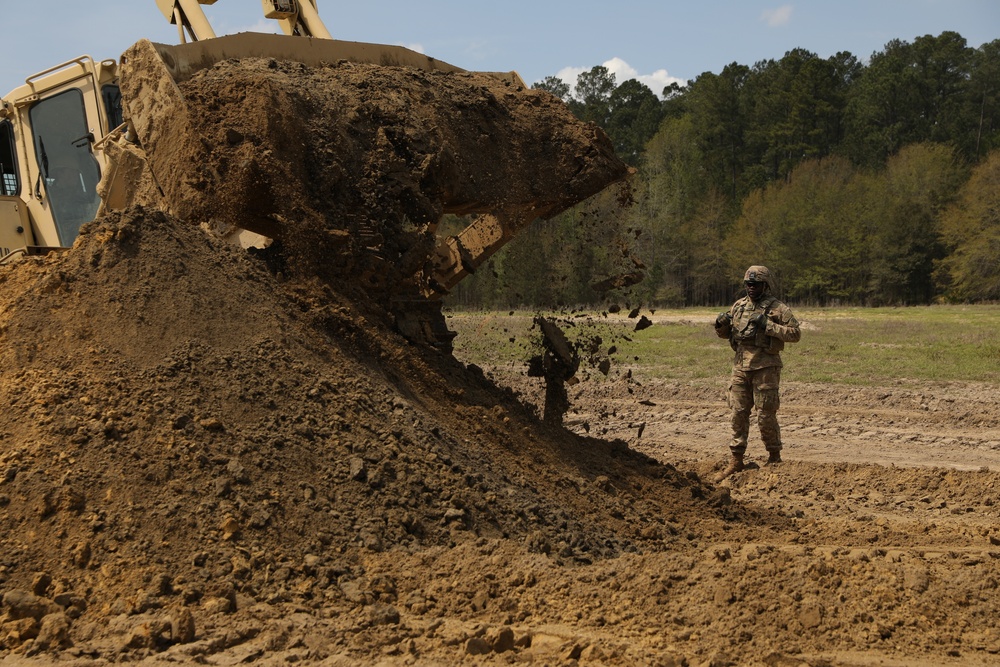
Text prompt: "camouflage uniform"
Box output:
[[714, 266, 800, 460]]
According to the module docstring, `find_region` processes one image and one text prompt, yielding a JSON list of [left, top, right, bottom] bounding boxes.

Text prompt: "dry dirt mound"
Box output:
[[0, 208, 721, 662]]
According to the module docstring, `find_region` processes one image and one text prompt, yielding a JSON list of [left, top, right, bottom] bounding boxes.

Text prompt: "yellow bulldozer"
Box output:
[[0, 0, 629, 349]]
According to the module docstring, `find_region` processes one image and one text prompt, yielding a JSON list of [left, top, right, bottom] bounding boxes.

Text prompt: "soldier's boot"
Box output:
[[766, 450, 782, 465], [714, 453, 745, 483]]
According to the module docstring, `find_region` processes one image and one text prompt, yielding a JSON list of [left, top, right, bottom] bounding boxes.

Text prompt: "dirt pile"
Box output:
[[0, 205, 723, 661]]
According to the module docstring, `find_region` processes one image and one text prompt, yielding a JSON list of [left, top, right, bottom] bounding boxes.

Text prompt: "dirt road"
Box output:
[[564, 377, 1000, 471]]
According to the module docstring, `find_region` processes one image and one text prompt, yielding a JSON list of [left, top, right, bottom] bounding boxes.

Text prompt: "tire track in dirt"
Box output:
[[544, 378, 1000, 472]]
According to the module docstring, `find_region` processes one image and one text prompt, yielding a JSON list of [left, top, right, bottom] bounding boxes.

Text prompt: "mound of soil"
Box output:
[[0, 208, 722, 661]]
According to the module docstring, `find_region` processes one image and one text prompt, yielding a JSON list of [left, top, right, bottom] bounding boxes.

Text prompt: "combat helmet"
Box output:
[[743, 265, 772, 290]]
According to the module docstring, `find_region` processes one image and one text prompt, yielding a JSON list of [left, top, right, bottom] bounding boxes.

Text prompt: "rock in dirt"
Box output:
[[1, 591, 62, 621], [33, 612, 71, 651]]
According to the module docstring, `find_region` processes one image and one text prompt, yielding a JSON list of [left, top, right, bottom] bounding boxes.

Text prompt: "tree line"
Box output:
[[445, 31, 1000, 308]]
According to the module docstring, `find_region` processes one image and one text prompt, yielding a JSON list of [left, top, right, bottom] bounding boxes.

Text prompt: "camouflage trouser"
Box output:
[[728, 366, 782, 456]]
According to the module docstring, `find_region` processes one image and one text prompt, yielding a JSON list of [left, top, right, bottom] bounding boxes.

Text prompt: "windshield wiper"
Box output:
[[35, 136, 49, 199]]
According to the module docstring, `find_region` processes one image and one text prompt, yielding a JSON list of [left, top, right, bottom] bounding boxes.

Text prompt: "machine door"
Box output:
[[0, 200, 30, 261], [28, 88, 102, 246], [0, 119, 31, 258]]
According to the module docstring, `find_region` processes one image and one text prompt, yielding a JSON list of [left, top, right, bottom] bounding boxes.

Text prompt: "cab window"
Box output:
[[29, 88, 102, 246], [0, 120, 17, 196], [102, 84, 123, 132]]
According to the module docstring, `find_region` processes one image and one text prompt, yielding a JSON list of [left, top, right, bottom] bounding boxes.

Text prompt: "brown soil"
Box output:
[[1, 57, 999, 667], [121, 51, 629, 312]]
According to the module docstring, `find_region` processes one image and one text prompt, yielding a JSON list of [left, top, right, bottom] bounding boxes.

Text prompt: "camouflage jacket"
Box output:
[[715, 294, 801, 370]]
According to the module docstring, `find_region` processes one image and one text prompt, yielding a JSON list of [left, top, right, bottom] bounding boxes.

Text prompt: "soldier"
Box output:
[[713, 265, 801, 482]]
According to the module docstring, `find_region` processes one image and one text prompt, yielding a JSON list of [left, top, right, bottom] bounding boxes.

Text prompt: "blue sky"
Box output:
[[1, 1, 997, 99]]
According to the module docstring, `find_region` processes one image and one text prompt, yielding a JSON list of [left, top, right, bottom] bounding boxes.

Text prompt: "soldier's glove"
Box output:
[[714, 312, 731, 328], [750, 312, 769, 330]]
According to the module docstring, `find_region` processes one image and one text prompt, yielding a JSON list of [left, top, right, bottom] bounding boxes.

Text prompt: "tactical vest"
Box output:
[[730, 296, 785, 355]]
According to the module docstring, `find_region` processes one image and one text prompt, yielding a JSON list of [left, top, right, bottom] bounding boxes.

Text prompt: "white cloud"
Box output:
[[555, 65, 588, 88], [403, 42, 425, 54], [761, 5, 794, 27], [555, 58, 686, 99]]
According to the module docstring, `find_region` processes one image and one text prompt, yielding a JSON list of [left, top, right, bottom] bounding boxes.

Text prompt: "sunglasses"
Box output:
[[744, 281, 763, 287]]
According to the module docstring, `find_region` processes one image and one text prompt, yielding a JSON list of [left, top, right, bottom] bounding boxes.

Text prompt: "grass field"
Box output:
[[446, 304, 1000, 386]]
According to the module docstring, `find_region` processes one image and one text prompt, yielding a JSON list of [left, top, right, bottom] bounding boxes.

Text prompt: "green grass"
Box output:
[[446, 305, 1000, 387]]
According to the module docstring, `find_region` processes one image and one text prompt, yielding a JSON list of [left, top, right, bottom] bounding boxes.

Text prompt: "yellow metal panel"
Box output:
[[0, 198, 32, 258]]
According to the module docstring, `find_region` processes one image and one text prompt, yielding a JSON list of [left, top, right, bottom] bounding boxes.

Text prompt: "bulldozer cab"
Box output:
[[0, 0, 403, 263], [0, 56, 122, 262]]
